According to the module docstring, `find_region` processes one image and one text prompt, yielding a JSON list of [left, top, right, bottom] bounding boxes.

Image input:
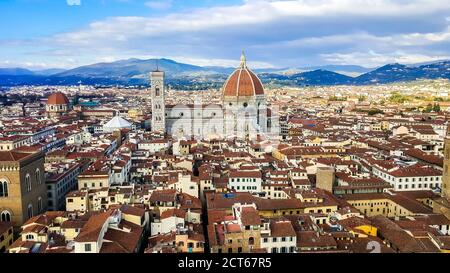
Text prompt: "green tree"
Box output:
[[433, 103, 441, 112], [368, 109, 384, 116]]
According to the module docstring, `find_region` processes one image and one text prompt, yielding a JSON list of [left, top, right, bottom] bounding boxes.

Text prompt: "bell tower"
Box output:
[[442, 126, 450, 199], [150, 68, 166, 133], [433, 124, 450, 219]]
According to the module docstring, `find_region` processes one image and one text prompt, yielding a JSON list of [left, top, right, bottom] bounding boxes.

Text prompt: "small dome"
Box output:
[[223, 52, 264, 98], [104, 116, 132, 130], [47, 92, 69, 105]]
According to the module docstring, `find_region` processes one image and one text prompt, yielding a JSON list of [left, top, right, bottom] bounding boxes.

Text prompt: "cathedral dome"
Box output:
[[222, 53, 264, 98], [47, 92, 69, 105]]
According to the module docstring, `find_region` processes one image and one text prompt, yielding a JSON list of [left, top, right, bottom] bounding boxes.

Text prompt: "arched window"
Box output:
[[26, 234, 34, 240], [0, 180, 8, 197], [27, 204, 33, 219], [257, 103, 261, 125], [37, 197, 43, 213], [155, 87, 160, 97], [25, 174, 31, 192], [249, 237, 255, 245], [1, 210, 11, 222], [35, 169, 41, 185]]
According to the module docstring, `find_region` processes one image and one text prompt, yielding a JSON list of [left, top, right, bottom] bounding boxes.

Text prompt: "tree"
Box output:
[[368, 109, 384, 116], [433, 103, 441, 112], [424, 103, 433, 113]]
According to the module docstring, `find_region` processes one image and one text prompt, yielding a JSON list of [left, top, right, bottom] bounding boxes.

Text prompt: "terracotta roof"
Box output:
[[229, 170, 262, 179], [75, 210, 114, 242], [222, 56, 264, 97], [120, 205, 145, 217], [149, 189, 177, 203], [240, 207, 261, 226], [370, 216, 439, 253], [270, 220, 296, 237], [160, 208, 186, 220], [297, 231, 337, 248], [47, 92, 69, 105], [0, 151, 35, 162], [61, 220, 87, 229], [101, 220, 143, 253]]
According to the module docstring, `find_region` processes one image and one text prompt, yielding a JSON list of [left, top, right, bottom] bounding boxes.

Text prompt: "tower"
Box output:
[[151, 69, 166, 133], [316, 167, 335, 193], [433, 125, 450, 219], [442, 126, 450, 199], [0, 151, 47, 227]]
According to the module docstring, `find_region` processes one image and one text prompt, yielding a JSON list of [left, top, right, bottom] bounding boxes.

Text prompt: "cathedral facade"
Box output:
[[150, 53, 276, 140]]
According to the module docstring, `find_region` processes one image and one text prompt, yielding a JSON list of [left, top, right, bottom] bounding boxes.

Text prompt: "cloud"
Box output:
[[66, 0, 81, 6], [2, 0, 450, 68], [321, 51, 450, 67], [145, 0, 173, 10]]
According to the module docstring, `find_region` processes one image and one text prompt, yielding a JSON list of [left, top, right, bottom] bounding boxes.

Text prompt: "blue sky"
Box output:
[[1, 0, 450, 69]]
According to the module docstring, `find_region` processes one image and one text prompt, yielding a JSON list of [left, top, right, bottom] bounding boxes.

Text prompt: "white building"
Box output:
[[150, 208, 185, 236], [260, 219, 297, 253], [228, 170, 262, 193], [372, 163, 442, 191], [150, 53, 276, 140]]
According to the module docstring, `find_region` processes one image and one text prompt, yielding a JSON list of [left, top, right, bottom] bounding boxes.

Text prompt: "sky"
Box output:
[[1, 0, 450, 70]]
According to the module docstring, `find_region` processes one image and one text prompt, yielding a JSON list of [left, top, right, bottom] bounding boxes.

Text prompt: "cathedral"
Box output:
[[150, 53, 276, 140]]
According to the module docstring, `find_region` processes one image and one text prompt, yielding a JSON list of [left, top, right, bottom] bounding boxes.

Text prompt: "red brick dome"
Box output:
[[223, 53, 264, 98], [47, 92, 69, 105]]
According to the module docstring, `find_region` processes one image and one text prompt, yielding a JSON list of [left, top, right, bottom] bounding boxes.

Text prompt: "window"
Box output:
[[0, 180, 8, 197], [67, 199, 73, 203], [85, 244, 91, 252], [37, 197, 43, 213], [272, 248, 278, 253], [1, 210, 11, 222], [25, 174, 31, 192], [249, 237, 255, 245], [27, 204, 33, 219], [26, 234, 34, 240], [35, 169, 41, 185]]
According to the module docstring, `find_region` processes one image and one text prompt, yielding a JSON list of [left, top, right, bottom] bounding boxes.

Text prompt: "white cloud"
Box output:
[[66, 0, 81, 6], [321, 51, 450, 67], [3, 0, 450, 68], [145, 0, 173, 10]]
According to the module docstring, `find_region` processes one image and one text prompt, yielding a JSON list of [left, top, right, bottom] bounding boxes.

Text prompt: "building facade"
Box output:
[[0, 151, 47, 227], [151, 70, 166, 133], [46, 92, 70, 118], [151, 53, 275, 140]]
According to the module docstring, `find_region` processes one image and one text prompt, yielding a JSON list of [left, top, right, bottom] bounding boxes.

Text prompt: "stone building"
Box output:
[[46, 92, 70, 118], [151, 53, 275, 140], [0, 151, 47, 227]]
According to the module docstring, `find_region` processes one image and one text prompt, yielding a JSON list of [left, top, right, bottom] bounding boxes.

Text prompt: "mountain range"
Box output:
[[0, 58, 449, 88]]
